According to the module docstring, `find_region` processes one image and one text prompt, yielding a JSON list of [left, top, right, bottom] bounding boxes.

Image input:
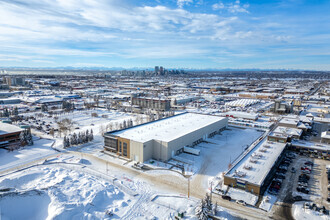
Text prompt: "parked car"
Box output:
[[298, 182, 308, 187], [305, 161, 314, 166], [222, 195, 231, 201], [236, 200, 247, 206], [304, 202, 310, 209], [302, 169, 311, 174], [291, 167, 296, 173], [300, 174, 310, 180], [279, 165, 288, 170]]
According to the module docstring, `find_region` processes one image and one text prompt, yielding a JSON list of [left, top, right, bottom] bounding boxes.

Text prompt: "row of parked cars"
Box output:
[[296, 161, 313, 194], [268, 153, 296, 195], [304, 202, 329, 215]]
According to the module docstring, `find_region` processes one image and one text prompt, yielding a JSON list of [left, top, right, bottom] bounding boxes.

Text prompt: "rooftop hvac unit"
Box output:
[[259, 148, 267, 152], [250, 158, 258, 163], [243, 164, 252, 170], [234, 170, 246, 177], [264, 145, 270, 148]]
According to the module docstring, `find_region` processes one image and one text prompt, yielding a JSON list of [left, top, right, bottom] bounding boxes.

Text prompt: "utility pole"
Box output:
[[210, 181, 213, 203], [188, 177, 190, 198]]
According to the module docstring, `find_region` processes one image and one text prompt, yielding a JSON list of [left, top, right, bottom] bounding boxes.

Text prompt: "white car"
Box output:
[[236, 200, 247, 206]]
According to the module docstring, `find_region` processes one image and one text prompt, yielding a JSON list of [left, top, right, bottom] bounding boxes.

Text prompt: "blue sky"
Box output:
[[0, 0, 329, 70]]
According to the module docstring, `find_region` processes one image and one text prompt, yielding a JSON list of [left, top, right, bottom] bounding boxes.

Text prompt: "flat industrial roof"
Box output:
[[226, 139, 287, 186], [110, 113, 227, 143]]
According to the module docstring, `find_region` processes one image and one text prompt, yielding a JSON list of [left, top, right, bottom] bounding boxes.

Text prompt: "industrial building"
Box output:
[[104, 113, 228, 162], [224, 140, 287, 195]]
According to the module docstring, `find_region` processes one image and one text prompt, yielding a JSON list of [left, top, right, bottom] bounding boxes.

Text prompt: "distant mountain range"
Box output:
[[0, 66, 328, 72]]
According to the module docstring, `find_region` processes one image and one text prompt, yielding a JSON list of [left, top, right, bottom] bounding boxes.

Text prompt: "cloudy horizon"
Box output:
[[0, 0, 329, 70]]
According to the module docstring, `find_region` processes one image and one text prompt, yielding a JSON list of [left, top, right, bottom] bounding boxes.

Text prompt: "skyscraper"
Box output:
[[154, 66, 159, 74]]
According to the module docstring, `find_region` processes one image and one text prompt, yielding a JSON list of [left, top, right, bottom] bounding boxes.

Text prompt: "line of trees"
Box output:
[[0, 107, 19, 117], [63, 129, 93, 148]]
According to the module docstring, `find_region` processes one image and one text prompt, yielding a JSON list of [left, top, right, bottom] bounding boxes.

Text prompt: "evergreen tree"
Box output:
[[195, 193, 211, 220], [89, 129, 93, 141], [26, 131, 33, 145], [14, 107, 19, 115], [85, 130, 89, 142], [195, 199, 208, 220], [19, 131, 26, 146], [63, 136, 67, 148]]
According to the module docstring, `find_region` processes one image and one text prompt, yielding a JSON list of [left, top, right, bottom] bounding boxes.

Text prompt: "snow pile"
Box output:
[[0, 166, 132, 219], [292, 202, 329, 220], [226, 187, 258, 206], [259, 193, 277, 212]]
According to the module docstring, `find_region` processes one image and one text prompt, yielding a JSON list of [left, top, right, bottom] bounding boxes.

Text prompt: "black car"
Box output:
[[298, 178, 308, 183], [222, 195, 231, 201], [300, 174, 310, 180]]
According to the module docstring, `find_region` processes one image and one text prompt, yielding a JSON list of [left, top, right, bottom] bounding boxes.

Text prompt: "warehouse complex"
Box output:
[[104, 113, 228, 162]]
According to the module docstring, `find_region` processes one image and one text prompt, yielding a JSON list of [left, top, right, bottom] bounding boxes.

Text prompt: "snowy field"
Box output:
[[0, 138, 56, 173], [0, 166, 133, 219]]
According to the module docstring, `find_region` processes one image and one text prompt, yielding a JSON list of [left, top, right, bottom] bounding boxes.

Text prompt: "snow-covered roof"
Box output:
[[0, 122, 23, 135], [224, 111, 259, 120], [110, 113, 227, 143], [279, 118, 299, 126], [321, 131, 330, 140], [273, 126, 303, 137], [226, 140, 287, 186], [292, 140, 330, 152]]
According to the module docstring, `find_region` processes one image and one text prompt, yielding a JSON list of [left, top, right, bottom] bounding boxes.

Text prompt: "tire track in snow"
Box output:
[[120, 182, 152, 219]]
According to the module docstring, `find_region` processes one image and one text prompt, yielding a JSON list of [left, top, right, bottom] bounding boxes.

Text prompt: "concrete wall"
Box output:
[[166, 118, 228, 161], [130, 140, 143, 162]]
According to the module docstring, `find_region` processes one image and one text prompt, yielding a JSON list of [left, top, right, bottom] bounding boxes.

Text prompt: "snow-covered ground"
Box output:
[[0, 166, 133, 219], [0, 138, 56, 173], [259, 193, 277, 212], [292, 202, 329, 220], [0, 150, 243, 219]]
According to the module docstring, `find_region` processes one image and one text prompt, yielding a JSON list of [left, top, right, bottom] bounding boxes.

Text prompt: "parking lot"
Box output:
[[290, 155, 329, 210], [269, 151, 329, 219]]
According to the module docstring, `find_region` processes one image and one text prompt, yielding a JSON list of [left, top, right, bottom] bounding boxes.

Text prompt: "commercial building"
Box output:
[[0, 122, 24, 148], [290, 140, 330, 160], [224, 140, 287, 195], [272, 100, 293, 114], [104, 113, 228, 162], [131, 97, 171, 111], [321, 131, 330, 144]]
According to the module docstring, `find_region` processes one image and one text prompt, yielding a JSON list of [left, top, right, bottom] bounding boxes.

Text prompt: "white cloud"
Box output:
[[177, 0, 194, 8], [212, 1, 249, 13], [212, 2, 225, 10]]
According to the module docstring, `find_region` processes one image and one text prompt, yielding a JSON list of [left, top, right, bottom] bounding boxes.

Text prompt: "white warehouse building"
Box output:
[[104, 113, 228, 162]]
